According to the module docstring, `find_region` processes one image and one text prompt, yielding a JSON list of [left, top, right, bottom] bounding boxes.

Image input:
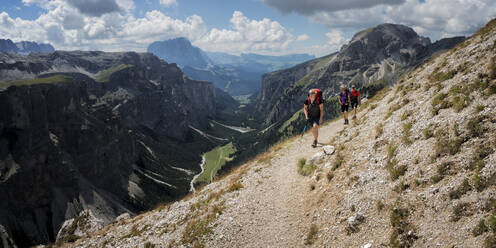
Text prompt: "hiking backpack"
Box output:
[[307, 88, 322, 105]]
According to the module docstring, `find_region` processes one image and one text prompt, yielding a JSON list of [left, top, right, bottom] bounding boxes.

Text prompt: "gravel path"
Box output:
[[204, 119, 344, 247]]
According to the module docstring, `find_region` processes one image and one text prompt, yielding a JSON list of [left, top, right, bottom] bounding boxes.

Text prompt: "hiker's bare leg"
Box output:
[[354, 107, 357, 117], [344, 111, 348, 120], [312, 123, 318, 141]]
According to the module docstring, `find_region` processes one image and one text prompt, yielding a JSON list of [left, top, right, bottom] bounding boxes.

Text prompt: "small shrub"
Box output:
[[484, 198, 496, 212], [332, 154, 344, 171], [327, 172, 334, 181], [470, 143, 493, 171], [467, 115, 486, 138], [182, 214, 215, 246], [122, 224, 150, 239], [423, 124, 434, 139], [388, 143, 397, 160], [377, 200, 385, 211], [489, 56, 496, 80], [431, 92, 452, 115], [388, 161, 407, 181], [375, 123, 384, 139], [305, 224, 318, 245], [394, 181, 410, 193], [477, 105, 486, 112], [402, 122, 413, 145], [451, 202, 470, 222], [389, 207, 416, 248], [298, 158, 316, 176], [487, 82, 496, 96], [385, 103, 401, 120], [434, 130, 463, 157], [390, 208, 409, 228], [484, 234, 496, 248], [473, 173, 486, 192], [227, 182, 244, 192], [452, 95, 469, 112], [449, 178, 471, 199], [489, 214, 496, 232], [429, 69, 457, 83], [144, 242, 156, 248], [431, 162, 451, 183], [473, 219, 489, 237]]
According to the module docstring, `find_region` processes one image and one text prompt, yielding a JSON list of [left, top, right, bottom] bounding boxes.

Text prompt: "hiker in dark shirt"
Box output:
[[339, 85, 351, 125], [304, 89, 324, 147]]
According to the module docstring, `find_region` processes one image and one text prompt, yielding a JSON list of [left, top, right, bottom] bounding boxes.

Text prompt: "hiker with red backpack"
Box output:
[[350, 85, 361, 119], [304, 89, 324, 147], [339, 84, 351, 125]]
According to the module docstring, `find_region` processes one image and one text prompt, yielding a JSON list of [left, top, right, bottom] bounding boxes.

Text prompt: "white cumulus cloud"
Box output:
[[195, 11, 295, 54], [296, 34, 309, 42], [308, 0, 496, 40], [159, 0, 177, 7]]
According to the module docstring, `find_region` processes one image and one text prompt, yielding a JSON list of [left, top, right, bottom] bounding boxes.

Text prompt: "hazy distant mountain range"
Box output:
[[147, 38, 315, 96], [0, 39, 54, 54]]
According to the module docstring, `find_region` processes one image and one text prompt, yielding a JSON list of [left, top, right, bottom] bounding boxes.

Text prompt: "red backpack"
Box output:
[[307, 88, 322, 104]]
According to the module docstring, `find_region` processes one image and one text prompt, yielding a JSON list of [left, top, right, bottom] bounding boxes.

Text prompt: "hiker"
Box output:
[[339, 85, 350, 125], [304, 89, 324, 147], [350, 85, 361, 119]]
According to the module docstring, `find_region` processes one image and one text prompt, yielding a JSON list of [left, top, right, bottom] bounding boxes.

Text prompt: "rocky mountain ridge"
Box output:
[[256, 23, 465, 126], [0, 39, 55, 54], [50, 19, 496, 248]]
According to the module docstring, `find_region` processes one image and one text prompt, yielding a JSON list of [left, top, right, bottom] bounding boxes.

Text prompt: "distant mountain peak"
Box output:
[[350, 23, 428, 44], [147, 37, 212, 69]]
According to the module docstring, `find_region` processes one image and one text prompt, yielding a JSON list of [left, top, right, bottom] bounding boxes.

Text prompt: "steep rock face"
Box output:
[[0, 81, 137, 246], [257, 24, 465, 125]]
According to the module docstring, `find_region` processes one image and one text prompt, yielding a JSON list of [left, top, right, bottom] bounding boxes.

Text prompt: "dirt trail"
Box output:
[[205, 118, 345, 247]]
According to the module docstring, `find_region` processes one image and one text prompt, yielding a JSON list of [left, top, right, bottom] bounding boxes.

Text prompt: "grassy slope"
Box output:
[[195, 142, 236, 184], [95, 64, 133, 82], [0, 75, 73, 90]]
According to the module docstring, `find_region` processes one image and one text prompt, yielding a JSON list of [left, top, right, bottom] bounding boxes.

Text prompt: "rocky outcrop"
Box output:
[[257, 24, 465, 125]]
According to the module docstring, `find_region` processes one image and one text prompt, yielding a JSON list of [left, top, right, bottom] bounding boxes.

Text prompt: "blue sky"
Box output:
[[1, 0, 495, 56]]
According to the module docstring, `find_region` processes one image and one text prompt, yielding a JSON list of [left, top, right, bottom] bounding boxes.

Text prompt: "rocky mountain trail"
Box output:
[[52, 19, 496, 248]]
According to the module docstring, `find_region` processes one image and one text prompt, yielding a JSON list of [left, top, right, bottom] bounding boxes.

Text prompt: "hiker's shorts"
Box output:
[[341, 104, 349, 112], [351, 100, 358, 109], [308, 117, 320, 126]]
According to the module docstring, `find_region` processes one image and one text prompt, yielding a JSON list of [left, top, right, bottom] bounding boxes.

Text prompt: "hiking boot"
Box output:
[[353, 115, 357, 119], [312, 140, 317, 147], [345, 119, 349, 125]]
